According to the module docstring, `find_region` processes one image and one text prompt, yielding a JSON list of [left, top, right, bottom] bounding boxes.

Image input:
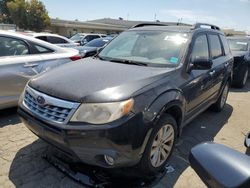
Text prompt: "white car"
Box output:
[[25, 32, 79, 48], [0, 30, 80, 110], [70, 33, 107, 46]]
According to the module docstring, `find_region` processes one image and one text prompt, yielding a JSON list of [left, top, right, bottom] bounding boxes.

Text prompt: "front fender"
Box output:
[[144, 89, 185, 123]]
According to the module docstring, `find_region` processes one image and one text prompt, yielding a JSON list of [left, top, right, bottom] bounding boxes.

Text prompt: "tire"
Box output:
[[211, 81, 229, 112], [137, 114, 177, 175], [233, 66, 248, 88]]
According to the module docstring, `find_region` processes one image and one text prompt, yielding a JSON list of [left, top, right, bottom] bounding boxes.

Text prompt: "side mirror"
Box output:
[[189, 142, 250, 188], [190, 58, 213, 70], [245, 132, 250, 148]]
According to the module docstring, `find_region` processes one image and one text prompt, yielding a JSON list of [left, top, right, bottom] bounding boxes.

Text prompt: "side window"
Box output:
[[209, 34, 223, 59], [86, 35, 100, 42], [191, 35, 209, 61], [33, 44, 54, 54], [219, 35, 230, 55], [36, 36, 48, 42], [47, 36, 68, 44], [0, 36, 29, 57]]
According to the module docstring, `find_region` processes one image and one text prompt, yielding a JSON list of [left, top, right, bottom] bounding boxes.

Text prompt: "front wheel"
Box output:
[[211, 81, 229, 112], [137, 114, 177, 175]]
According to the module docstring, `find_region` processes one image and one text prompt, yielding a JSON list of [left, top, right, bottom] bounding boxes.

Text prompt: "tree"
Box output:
[[6, 0, 27, 28], [6, 0, 50, 31], [0, 0, 13, 23], [25, 0, 50, 31]]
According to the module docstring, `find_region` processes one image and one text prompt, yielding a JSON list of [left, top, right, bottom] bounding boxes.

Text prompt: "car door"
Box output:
[[182, 33, 214, 116], [0, 36, 43, 108], [206, 33, 229, 99]]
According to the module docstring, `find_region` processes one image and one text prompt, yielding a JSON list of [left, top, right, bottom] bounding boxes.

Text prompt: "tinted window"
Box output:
[[220, 35, 230, 55], [0, 36, 29, 57], [47, 36, 68, 44], [33, 44, 54, 54], [36, 36, 48, 42], [209, 34, 223, 59], [85, 35, 100, 42], [191, 35, 209, 61]]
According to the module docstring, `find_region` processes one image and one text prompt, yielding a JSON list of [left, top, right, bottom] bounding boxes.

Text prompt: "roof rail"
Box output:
[[193, 23, 221, 31], [131, 22, 168, 28]]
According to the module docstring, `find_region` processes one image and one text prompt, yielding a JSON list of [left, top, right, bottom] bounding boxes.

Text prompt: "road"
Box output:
[[0, 79, 250, 188]]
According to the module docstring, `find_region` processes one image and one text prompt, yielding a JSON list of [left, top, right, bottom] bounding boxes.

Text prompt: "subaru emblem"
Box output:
[[37, 96, 45, 105]]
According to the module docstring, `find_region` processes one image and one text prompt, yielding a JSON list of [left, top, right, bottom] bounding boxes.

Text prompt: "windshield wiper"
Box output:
[[109, 58, 148, 66]]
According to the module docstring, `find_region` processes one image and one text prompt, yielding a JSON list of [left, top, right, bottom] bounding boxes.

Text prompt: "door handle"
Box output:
[[225, 62, 229, 67], [209, 70, 216, 76], [24, 63, 38, 68]]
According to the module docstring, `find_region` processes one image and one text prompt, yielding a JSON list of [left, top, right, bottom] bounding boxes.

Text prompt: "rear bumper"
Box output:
[[18, 107, 152, 168]]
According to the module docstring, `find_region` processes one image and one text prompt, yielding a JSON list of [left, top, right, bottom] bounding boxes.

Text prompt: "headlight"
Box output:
[[71, 99, 134, 124]]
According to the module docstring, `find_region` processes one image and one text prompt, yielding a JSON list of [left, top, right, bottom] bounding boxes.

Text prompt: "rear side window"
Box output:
[[220, 35, 230, 55], [33, 44, 54, 54], [209, 34, 223, 59], [47, 36, 68, 44], [36, 36, 48, 42], [85, 35, 100, 42], [0, 36, 29, 57], [191, 35, 209, 61]]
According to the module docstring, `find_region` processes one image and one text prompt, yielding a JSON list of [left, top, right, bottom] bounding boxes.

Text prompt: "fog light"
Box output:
[[104, 155, 115, 166]]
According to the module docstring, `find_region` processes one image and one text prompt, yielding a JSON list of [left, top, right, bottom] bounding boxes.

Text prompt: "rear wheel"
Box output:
[[233, 66, 248, 88], [137, 114, 177, 175], [211, 81, 229, 112]]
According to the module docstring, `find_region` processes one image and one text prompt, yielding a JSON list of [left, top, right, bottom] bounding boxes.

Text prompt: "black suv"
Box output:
[[18, 23, 233, 175], [228, 37, 250, 88]]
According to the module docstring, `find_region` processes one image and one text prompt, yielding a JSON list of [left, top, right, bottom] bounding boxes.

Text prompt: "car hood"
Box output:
[[232, 51, 248, 58], [75, 46, 97, 53], [29, 58, 173, 103]]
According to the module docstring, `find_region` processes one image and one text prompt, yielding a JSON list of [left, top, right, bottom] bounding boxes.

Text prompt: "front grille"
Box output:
[[23, 86, 80, 124]]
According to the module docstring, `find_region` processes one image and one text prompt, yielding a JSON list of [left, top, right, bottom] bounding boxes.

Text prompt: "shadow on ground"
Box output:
[[0, 107, 20, 128], [161, 104, 233, 188], [8, 104, 233, 188]]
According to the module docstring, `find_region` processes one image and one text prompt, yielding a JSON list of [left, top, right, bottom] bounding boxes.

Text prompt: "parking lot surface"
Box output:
[[0, 80, 250, 188]]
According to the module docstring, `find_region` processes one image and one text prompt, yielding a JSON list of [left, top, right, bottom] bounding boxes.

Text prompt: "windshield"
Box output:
[[70, 34, 85, 41], [228, 39, 249, 51], [85, 38, 109, 47], [99, 30, 189, 67]]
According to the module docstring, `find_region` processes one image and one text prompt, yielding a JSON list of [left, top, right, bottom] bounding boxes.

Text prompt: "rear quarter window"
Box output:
[[208, 34, 223, 59], [220, 35, 230, 55]]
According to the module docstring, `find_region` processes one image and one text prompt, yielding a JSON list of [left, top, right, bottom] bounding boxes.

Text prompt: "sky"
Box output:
[[40, 0, 250, 32]]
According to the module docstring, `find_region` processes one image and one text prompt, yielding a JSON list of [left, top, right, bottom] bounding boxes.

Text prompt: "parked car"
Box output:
[[228, 37, 250, 88], [76, 36, 113, 58], [70, 33, 106, 46], [18, 23, 233, 176], [189, 134, 250, 188], [0, 30, 80, 110], [25, 33, 79, 48]]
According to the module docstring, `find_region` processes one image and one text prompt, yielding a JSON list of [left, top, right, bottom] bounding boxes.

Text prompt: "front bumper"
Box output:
[[18, 107, 152, 168]]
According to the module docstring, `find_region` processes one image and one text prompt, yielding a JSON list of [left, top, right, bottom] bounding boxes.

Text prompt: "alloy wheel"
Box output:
[[150, 124, 174, 168], [220, 84, 229, 108], [243, 69, 249, 86]]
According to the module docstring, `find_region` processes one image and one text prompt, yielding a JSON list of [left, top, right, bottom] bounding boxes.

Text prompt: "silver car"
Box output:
[[0, 30, 80, 110], [26, 33, 79, 48]]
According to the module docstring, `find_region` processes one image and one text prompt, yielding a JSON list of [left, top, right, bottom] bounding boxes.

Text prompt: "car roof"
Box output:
[[128, 24, 224, 35], [76, 33, 106, 36], [0, 30, 68, 51]]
